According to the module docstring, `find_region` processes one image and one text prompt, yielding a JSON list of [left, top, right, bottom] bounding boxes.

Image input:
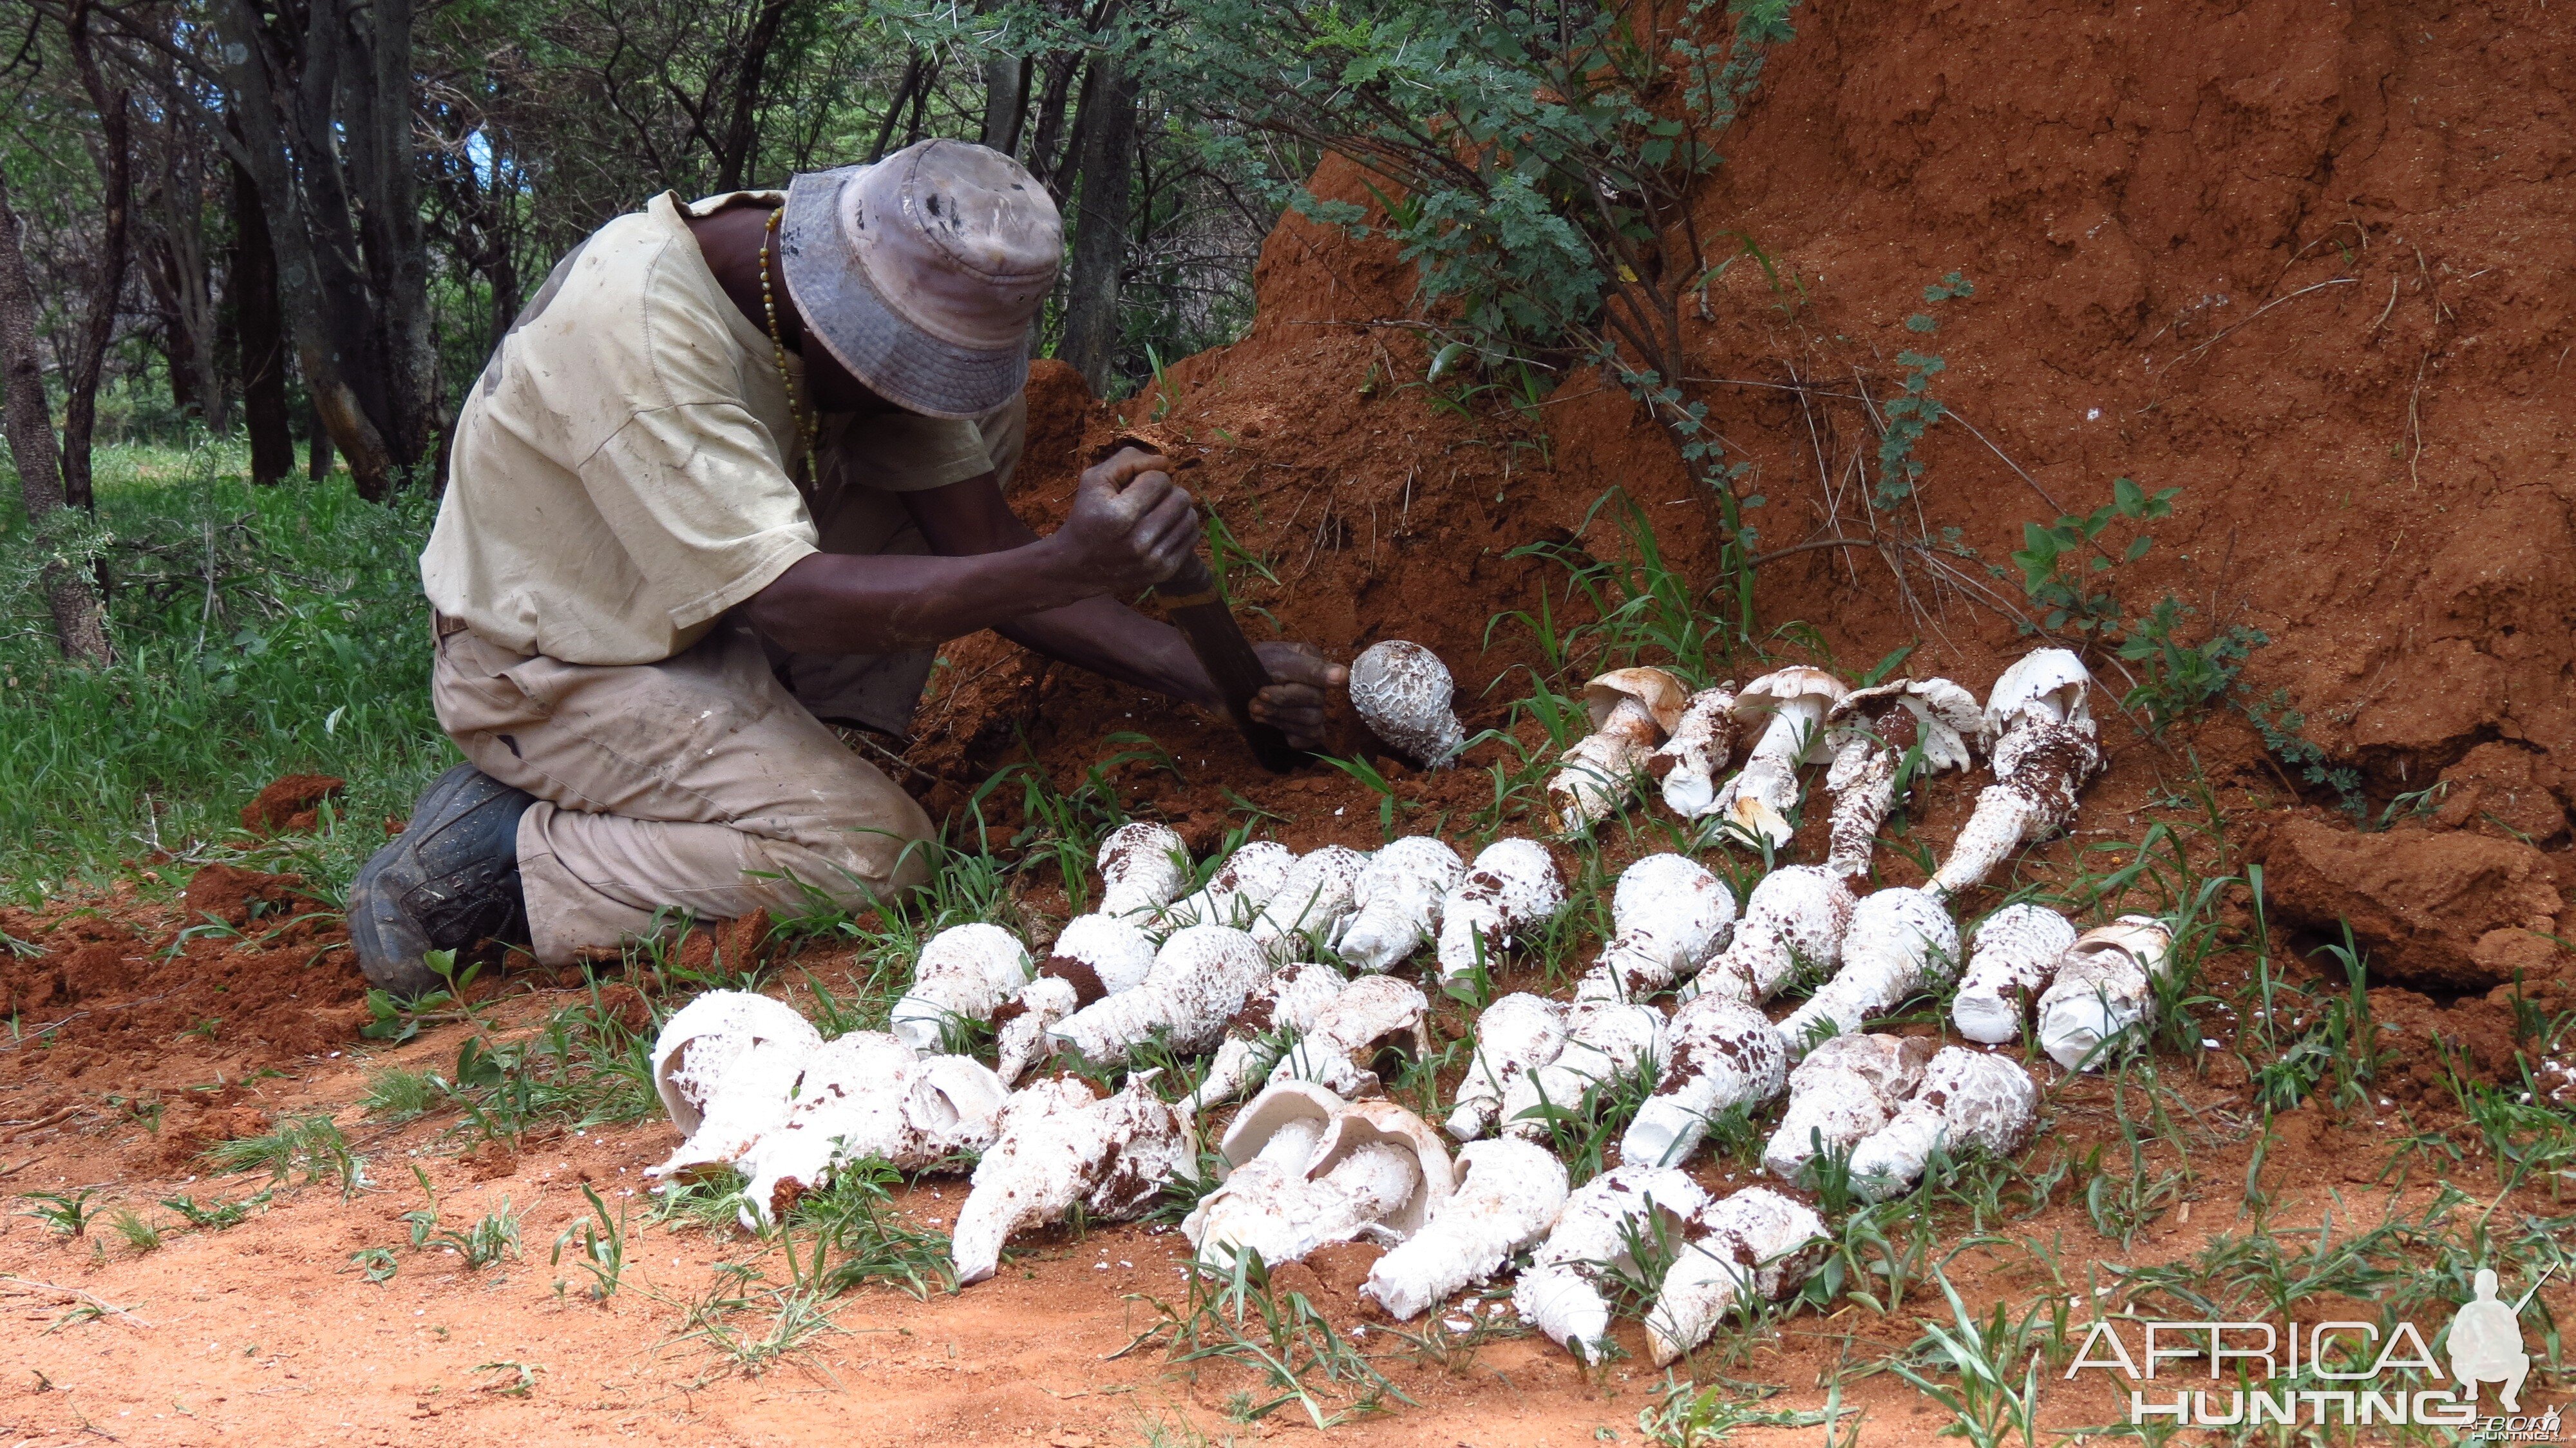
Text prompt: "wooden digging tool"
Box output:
[[1097, 437, 1301, 774]]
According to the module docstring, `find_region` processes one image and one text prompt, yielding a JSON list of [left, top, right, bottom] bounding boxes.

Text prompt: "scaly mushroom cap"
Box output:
[[1349, 640, 1466, 768], [1338, 835, 1466, 973], [1309, 1099, 1455, 1238], [1643, 1187, 1828, 1366], [1096, 821, 1188, 919], [1613, 853, 1736, 962], [1847, 1048, 2040, 1202], [1685, 864, 1855, 1005], [891, 922, 1032, 1054], [1582, 667, 1690, 736], [1985, 649, 2094, 738], [1760, 1033, 1938, 1181], [1731, 665, 1851, 764], [1826, 678, 1984, 775], [649, 989, 822, 1148], [1042, 913, 1159, 998], [1271, 975, 1431, 1096], [1515, 1165, 1709, 1362], [1250, 845, 1371, 958], [1446, 992, 1571, 1141], [1435, 839, 1565, 980], [1951, 903, 2079, 1043], [1162, 839, 1296, 931]]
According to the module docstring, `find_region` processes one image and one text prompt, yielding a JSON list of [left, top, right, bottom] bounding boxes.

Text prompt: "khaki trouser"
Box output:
[[426, 394, 1027, 964]]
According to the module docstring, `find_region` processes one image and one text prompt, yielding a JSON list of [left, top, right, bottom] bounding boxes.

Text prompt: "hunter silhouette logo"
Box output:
[[2452, 1266, 2552, 1413]]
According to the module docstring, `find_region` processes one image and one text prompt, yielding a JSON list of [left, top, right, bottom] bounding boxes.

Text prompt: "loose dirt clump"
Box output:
[[2259, 817, 2567, 994], [238, 772, 348, 835]]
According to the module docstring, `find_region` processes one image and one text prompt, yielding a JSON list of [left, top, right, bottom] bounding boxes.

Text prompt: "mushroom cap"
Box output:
[[1046, 913, 1159, 996], [914, 923, 1034, 993], [650, 989, 822, 1137], [1985, 649, 2093, 736], [1218, 1080, 1347, 1171], [1611, 853, 1734, 942], [1309, 1098, 1455, 1238], [2070, 914, 2175, 976], [1732, 665, 1848, 720], [1098, 820, 1188, 879], [1349, 641, 1465, 765], [1827, 678, 1985, 773], [1582, 667, 1690, 736]]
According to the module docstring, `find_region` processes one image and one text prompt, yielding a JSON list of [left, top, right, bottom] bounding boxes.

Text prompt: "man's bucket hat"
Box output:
[[780, 138, 1062, 419]]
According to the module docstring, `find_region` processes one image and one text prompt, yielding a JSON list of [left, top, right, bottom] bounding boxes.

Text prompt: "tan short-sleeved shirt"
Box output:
[[422, 191, 997, 665]]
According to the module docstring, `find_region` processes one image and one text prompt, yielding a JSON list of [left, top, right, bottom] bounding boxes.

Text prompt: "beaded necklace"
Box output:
[[757, 205, 820, 482]]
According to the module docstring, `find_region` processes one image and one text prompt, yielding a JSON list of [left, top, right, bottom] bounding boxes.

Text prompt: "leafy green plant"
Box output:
[[787, 1161, 958, 1299], [1118, 1248, 1409, 1429], [160, 1189, 272, 1230], [1888, 1271, 2046, 1448], [1875, 272, 1974, 510], [106, 1208, 165, 1253], [2009, 476, 2177, 642], [552, 1183, 631, 1303], [400, 1165, 522, 1268], [202, 1112, 368, 1197], [2116, 596, 2268, 730], [16, 1188, 100, 1237], [2242, 687, 2366, 819]]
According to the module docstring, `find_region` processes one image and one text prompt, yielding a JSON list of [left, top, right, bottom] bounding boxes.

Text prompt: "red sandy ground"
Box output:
[[6, 0, 2576, 1441]]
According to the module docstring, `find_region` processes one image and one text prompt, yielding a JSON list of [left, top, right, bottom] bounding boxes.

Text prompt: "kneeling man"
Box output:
[[352, 139, 1338, 993]]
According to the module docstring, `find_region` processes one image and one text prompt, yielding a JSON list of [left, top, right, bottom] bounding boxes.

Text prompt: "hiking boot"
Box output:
[[349, 763, 537, 996]]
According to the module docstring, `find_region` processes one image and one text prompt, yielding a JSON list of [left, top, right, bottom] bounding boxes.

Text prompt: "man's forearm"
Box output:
[[998, 595, 1219, 710], [743, 539, 1109, 655]]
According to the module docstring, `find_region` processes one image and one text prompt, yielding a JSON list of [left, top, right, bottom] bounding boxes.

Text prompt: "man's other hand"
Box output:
[[1055, 447, 1200, 594], [1250, 642, 1347, 752]]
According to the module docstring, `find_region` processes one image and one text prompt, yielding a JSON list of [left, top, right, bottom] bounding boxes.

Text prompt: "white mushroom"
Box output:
[[737, 1034, 1008, 1227], [1930, 651, 2103, 899], [1195, 961, 1352, 1109], [1161, 839, 1296, 931], [1621, 995, 1788, 1169], [1049, 925, 1269, 1064], [1348, 640, 1468, 770], [951, 1072, 1193, 1285], [1760, 1033, 1937, 1182], [1270, 975, 1433, 1097], [992, 913, 1161, 1083], [1513, 1165, 1709, 1362], [1680, 865, 1854, 1005], [647, 990, 822, 1179], [2035, 916, 2177, 1070], [1435, 838, 1564, 984], [1950, 904, 2079, 1045], [1847, 1047, 2040, 1201], [1499, 1000, 1663, 1141], [1337, 835, 1464, 973], [1248, 846, 1370, 962], [1708, 667, 1850, 846], [1445, 992, 1569, 1141], [1643, 1187, 1829, 1366], [1820, 679, 1983, 881], [1775, 887, 1958, 1057], [1184, 1088, 1454, 1268], [890, 922, 1032, 1055], [1362, 1138, 1570, 1321], [1548, 668, 1690, 832], [1647, 686, 1739, 819], [1097, 821, 1189, 919], [1575, 853, 1735, 1004]]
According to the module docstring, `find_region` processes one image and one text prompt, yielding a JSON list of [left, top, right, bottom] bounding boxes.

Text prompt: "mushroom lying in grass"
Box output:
[[1049, 925, 1269, 1064], [992, 913, 1161, 1083], [1680, 865, 1855, 1005], [1338, 835, 1464, 973], [1183, 1085, 1454, 1268], [1931, 650, 2102, 898], [1708, 667, 1849, 846], [1820, 679, 1982, 880], [2036, 916, 2176, 1070], [1499, 1000, 1663, 1142], [1575, 853, 1736, 1004], [1445, 993, 1569, 1141], [1348, 640, 1468, 770], [647, 990, 823, 1179], [1195, 961, 1351, 1108], [1547, 668, 1689, 831], [1647, 686, 1739, 819], [1248, 845, 1370, 962], [1621, 995, 1788, 1169], [1096, 821, 1189, 919], [738, 1033, 1008, 1226], [890, 922, 1032, 1054], [1271, 975, 1434, 1097], [1514, 1165, 1708, 1362], [952, 1072, 1193, 1285], [1950, 903, 2078, 1045], [1774, 887, 1958, 1057], [1162, 839, 1296, 931], [1847, 1047, 2039, 1201], [1643, 1187, 1830, 1366], [1362, 1138, 1569, 1321], [1759, 1033, 1937, 1182], [1435, 838, 1565, 985]]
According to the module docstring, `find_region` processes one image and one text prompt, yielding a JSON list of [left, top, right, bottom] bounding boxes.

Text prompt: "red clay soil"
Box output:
[[7, 0, 2576, 1441]]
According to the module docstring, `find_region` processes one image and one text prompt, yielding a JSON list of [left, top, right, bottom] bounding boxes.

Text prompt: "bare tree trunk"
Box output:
[[62, 0, 135, 511], [1058, 55, 1137, 395], [981, 53, 1030, 158], [230, 161, 293, 484], [710, 0, 796, 189], [0, 176, 115, 667], [307, 397, 336, 480]]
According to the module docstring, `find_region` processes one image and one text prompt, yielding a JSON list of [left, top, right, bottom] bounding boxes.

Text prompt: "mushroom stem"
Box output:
[[951, 1072, 1191, 1286], [1498, 1000, 1663, 1141], [1435, 839, 1564, 984], [1679, 866, 1854, 1005], [1931, 651, 2101, 899], [1444, 993, 1569, 1141], [1361, 1139, 1569, 1321], [1621, 996, 1787, 1169], [1049, 926, 1269, 1065], [1823, 745, 1900, 881], [2035, 917, 2176, 1070], [1759, 1034, 1936, 1182], [1643, 1188, 1828, 1366], [1513, 1167, 1707, 1363], [1774, 887, 1958, 1058], [1712, 702, 1825, 844], [1337, 836, 1464, 973], [1847, 1048, 2040, 1202], [1548, 696, 1663, 831], [1950, 904, 2078, 1044], [1192, 961, 1350, 1109], [1650, 687, 1739, 818], [1573, 853, 1734, 1004], [1162, 840, 1296, 931]]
